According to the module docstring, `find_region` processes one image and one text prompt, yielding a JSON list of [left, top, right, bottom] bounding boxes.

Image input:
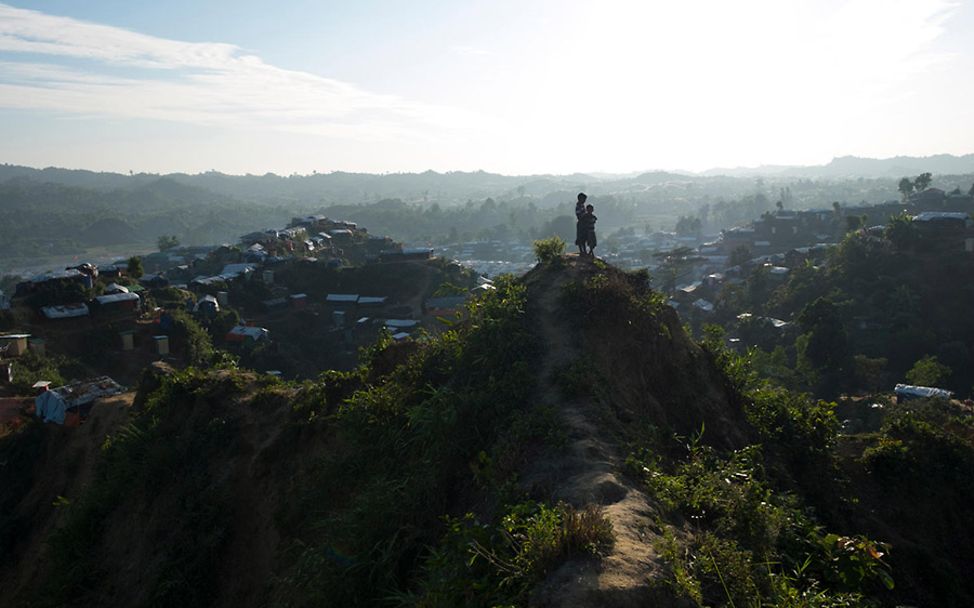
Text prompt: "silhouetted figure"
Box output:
[[579, 204, 597, 256], [574, 192, 588, 255]]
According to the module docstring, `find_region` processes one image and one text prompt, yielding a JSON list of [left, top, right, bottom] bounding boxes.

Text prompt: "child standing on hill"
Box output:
[[579, 204, 597, 257], [574, 192, 587, 255]]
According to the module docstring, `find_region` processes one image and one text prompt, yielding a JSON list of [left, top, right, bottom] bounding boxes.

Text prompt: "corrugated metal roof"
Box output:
[[95, 292, 140, 305], [41, 304, 89, 319], [326, 294, 359, 303]]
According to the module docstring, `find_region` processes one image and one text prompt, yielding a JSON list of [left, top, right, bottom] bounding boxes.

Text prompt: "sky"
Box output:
[[0, 0, 972, 175]]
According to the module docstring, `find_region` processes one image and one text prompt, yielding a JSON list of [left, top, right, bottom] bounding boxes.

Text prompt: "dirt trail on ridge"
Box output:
[[524, 257, 668, 607]]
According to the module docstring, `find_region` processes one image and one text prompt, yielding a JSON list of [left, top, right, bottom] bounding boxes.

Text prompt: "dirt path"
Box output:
[[525, 257, 665, 607]]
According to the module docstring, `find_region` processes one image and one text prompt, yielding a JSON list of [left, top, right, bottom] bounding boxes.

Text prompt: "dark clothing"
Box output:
[[575, 202, 586, 246], [579, 212, 597, 248]]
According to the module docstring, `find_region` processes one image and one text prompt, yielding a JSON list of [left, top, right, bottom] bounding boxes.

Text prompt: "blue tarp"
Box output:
[[35, 391, 66, 424]]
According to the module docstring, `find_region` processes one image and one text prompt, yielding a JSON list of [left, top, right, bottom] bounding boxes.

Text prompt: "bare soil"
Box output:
[[521, 256, 670, 607]]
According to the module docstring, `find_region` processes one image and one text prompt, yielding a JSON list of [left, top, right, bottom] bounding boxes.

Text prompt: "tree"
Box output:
[[884, 213, 918, 251], [541, 215, 575, 243], [969, 182, 974, 197], [854, 354, 887, 392], [729, 245, 751, 268], [157, 235, 180, 251], [913, 172, 933, 192], [897, 177, 915, 202], [797, 297, 850, 395], [905, 355, 951, 387], [127, 256, 144, 279]]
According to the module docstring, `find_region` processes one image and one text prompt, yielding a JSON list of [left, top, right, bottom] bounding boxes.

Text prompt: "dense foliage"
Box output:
[[20, 275, 608, 607], [714, 219, 974, 396]]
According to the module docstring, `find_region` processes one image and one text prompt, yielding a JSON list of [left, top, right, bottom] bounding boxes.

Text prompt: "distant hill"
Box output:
[[699, 153, 974, 178], [5, 156, 973, 199], [806, 154, 974, 177], [0, 176, 295, 272], [0, 164, 603, 205]]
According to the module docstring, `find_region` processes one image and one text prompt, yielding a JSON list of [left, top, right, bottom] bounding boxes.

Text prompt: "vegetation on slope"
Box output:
[[11, 274, 608, 607], [3, 256, 973, 607], [715, 217, 974, 397]]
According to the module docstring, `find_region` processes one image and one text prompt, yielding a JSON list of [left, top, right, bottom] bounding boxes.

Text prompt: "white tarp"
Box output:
[[894, 383, 953, 400]]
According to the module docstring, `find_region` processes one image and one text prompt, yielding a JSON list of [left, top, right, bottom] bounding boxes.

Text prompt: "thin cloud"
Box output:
[[0, 3, 490, 141]]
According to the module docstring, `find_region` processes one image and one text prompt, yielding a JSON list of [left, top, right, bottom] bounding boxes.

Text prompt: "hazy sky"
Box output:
[[0, 0, 971, 175]]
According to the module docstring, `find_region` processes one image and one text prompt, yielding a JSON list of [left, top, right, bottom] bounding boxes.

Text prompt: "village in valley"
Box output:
[[0, 213, 496, 433], [2, 176, 973, 433]]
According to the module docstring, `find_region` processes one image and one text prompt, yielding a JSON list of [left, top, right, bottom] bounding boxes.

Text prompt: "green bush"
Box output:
[[167, 309, 216, 368], [9, 351, 87, 392], [499, 501, 613, 581], [862, 411, 974, 493], [42, 369, 238, 607], [633, 441, 891, 606], [533, 237, 566, 264], [408, 501, 612, 606], [905, 354, 951, 387], [276, 276, 549, 606], [560, 270, 666, 325]]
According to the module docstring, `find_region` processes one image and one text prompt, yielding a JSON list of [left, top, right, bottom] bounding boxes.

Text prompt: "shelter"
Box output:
[[34, 376, 125, 425], [140, 274, 170, 289], [692, 299, 715, 313], [226, 325, 270, 344], [41, 303, 89, 320], [0, 334, 30, 356], [99, 264, 124, 278], [385, 319, 419, 330], [894, 383, 953, 402], [912, 211, 972, 226], [357, 296, 387, 307], [94, 292, 141, 312], [190, 275, 227, 290], [29, 268, 85, 287], [326, 294, 359, 306], [220, 263, 256, 280], [471, 284, 495, 295], [103, 282, 130, 295], [194, 294, 220, 316]]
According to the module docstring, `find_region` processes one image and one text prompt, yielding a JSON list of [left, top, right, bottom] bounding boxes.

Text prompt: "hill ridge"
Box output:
[[525, 255, 663, 606], [517, 254, 752, 606]]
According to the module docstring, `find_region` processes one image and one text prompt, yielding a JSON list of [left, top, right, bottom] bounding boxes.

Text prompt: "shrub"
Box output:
[[862, 412, 974, 493], [9, 351, 87, 392], [633, 441, 891, 606], [905, 354, 951, 387], [533, 237, 565, 264], [411, 501, 612, 606], [277, 276, 545, 606], [499, 501, 613, 581]]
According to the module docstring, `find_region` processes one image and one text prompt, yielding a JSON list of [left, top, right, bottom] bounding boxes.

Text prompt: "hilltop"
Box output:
[[1, 256, 972, 606]]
